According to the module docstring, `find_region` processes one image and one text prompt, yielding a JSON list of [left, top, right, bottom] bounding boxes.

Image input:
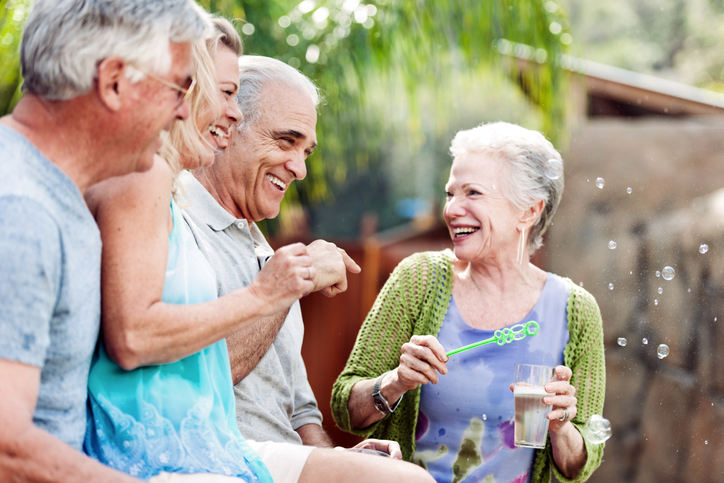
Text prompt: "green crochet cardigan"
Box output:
[[332, 250, 606, 483]]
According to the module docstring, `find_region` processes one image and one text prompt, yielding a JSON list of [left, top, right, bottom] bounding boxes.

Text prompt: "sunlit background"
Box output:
[[2, 1, 724, 481]]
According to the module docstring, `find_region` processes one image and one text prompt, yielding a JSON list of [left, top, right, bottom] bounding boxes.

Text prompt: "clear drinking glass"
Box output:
[[513, 363, 556, 448]]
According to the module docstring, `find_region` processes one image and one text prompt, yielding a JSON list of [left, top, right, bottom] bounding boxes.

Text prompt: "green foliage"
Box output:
[[562, 0, 724, 91], [0, 0, 29, 114], [197, 0, 571, 209], [0, 0, 571, 235]]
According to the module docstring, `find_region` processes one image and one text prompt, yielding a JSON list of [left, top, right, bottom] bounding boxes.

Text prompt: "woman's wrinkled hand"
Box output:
[[395, 335, 449, 392], [350, 439, 403, 460], [544, 365, 578, 433], [249, 243, 315, 316]]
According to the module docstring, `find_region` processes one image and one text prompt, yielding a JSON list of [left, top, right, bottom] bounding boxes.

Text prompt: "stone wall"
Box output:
[[547, 117, 724, 482]]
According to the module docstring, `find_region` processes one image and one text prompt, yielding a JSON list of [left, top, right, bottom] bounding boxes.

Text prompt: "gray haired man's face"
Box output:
[[216, 84, 317, 222]]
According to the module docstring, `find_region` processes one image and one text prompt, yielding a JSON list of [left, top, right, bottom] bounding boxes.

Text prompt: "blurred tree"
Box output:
[[562, 0, 724, 92], [0, 0, 571, 235]]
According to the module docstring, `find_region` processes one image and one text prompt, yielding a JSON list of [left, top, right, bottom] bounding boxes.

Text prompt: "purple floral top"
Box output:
[[413, 273, 570, 483]]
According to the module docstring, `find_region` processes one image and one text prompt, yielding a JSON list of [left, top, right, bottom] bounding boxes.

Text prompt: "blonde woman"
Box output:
[[83, 19, 310, 482]]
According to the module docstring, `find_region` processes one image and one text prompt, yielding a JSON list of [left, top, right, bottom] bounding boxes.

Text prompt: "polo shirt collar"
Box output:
[[178, 171, 239, 232]]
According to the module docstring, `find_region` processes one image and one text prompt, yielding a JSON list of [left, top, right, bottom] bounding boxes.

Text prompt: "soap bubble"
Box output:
[[544, 159, 563, 180], [656, 271, 661, 278], [699, 244, 709, 254], [658, 287, 663, 294], [608, 240, 617, 249], [608, 283, 614, 290], [657, 344, 669, 359], [643, 338, 649, 345], [581, 415, 612, 444], [595, 177, 605, 189], [662, 266, 675, 281], [617, 337, 627, 347], [654, 299, 658, 305], [482, 414, 487, 421], [627, 187, 632, 194]]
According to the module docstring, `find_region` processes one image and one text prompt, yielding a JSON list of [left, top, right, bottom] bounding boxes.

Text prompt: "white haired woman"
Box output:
[[332, 122, 605, 483]]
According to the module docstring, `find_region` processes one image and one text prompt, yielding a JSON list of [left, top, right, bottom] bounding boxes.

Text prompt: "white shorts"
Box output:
[[246, 439, 315, 483], [148, 473, 247, 482]]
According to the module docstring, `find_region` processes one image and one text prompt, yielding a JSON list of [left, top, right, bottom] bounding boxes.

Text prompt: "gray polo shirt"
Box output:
[[0, 125, 101, 450], [177, 171, 323, 444]]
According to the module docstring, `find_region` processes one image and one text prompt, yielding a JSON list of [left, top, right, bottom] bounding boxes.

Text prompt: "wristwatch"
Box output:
[[372, 371, 402, 415]]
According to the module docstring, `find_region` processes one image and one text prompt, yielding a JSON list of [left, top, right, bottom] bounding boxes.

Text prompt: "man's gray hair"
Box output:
[[21, 0, 210, 100], [450, 121, 565, 254], [235, 55, 321, 131]]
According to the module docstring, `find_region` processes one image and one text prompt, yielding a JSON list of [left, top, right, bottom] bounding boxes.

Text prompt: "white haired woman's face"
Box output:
[[443, 152, 525, 263]]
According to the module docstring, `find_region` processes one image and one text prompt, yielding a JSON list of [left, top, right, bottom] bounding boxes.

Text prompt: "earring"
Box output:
[[516, 227, 526, 264]]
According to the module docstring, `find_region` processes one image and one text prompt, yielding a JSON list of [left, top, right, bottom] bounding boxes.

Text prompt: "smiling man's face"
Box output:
[[216, 83, 317, 222]]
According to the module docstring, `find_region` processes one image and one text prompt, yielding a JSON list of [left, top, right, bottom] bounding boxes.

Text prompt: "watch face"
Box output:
[[373, 394, 389, 414]]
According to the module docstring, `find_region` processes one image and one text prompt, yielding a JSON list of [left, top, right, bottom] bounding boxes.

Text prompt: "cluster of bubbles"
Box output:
[[580, 415, 612, 444], [616, 338, 670, 359], [544, 159, 563, 180]]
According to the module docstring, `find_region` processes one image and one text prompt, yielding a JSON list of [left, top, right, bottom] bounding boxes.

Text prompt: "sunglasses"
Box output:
[[126, 61, 196, 106]]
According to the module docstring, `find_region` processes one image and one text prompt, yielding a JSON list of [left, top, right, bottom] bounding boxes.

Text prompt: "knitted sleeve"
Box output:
[[532, 281, 606, 483], [331, 251, 452, 458]]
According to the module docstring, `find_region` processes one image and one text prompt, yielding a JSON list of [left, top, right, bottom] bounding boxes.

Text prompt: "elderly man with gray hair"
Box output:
[[0, 0, 207, 481], [179, 55, 435, 483]]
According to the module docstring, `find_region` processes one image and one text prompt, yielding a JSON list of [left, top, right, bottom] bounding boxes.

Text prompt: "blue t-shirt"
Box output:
[[0, 124, 102, 450], [413, 273, 570, 483], [84, 199, 272, 482]]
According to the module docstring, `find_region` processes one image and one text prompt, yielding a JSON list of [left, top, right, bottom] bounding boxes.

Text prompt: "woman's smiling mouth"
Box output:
[[452, 226, 480, 239]]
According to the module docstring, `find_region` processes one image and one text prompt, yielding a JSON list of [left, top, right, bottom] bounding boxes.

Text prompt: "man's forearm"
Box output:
[[296, 423, 334, 447], [227, 308, 289, 385]]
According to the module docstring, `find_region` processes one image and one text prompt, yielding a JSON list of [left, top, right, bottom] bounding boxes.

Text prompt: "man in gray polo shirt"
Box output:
[[177, 57, 441, 483], [0, 1, 206, 481], [179, 55, 352, 448]]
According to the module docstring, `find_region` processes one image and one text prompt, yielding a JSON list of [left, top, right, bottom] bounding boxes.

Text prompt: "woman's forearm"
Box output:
[[549, 422, 587, 479], [104, 286, 272, 370], [348, 372, 406, 430]]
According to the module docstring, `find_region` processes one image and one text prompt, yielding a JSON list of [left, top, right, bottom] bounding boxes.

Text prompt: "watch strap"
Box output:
[[372, 371, 402, 414]]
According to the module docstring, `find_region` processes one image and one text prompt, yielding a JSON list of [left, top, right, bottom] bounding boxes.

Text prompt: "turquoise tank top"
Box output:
[[84, 198, 272, 482]]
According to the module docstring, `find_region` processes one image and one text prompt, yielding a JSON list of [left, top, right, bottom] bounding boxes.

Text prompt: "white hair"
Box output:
[[235, 55, 322, 132], [450, 121, 565, 254], [20, 0, 210, 100]]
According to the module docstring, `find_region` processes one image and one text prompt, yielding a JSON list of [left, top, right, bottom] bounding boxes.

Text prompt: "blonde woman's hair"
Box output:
[[160, 23, 225, 177], [210, 17, 242, 56]]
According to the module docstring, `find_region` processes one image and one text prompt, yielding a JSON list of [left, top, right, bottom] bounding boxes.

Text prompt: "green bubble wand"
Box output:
[[445, 320, 540, 357]]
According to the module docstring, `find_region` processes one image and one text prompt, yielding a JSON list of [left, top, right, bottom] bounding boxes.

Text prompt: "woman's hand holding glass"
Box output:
[[395, 335, 450, 392], [543, 365, 578, 432]]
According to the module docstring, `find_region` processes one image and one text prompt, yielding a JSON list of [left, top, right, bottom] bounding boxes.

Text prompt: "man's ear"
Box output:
[[520, 199, 545, 227], [96, 56, 127, 112]]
